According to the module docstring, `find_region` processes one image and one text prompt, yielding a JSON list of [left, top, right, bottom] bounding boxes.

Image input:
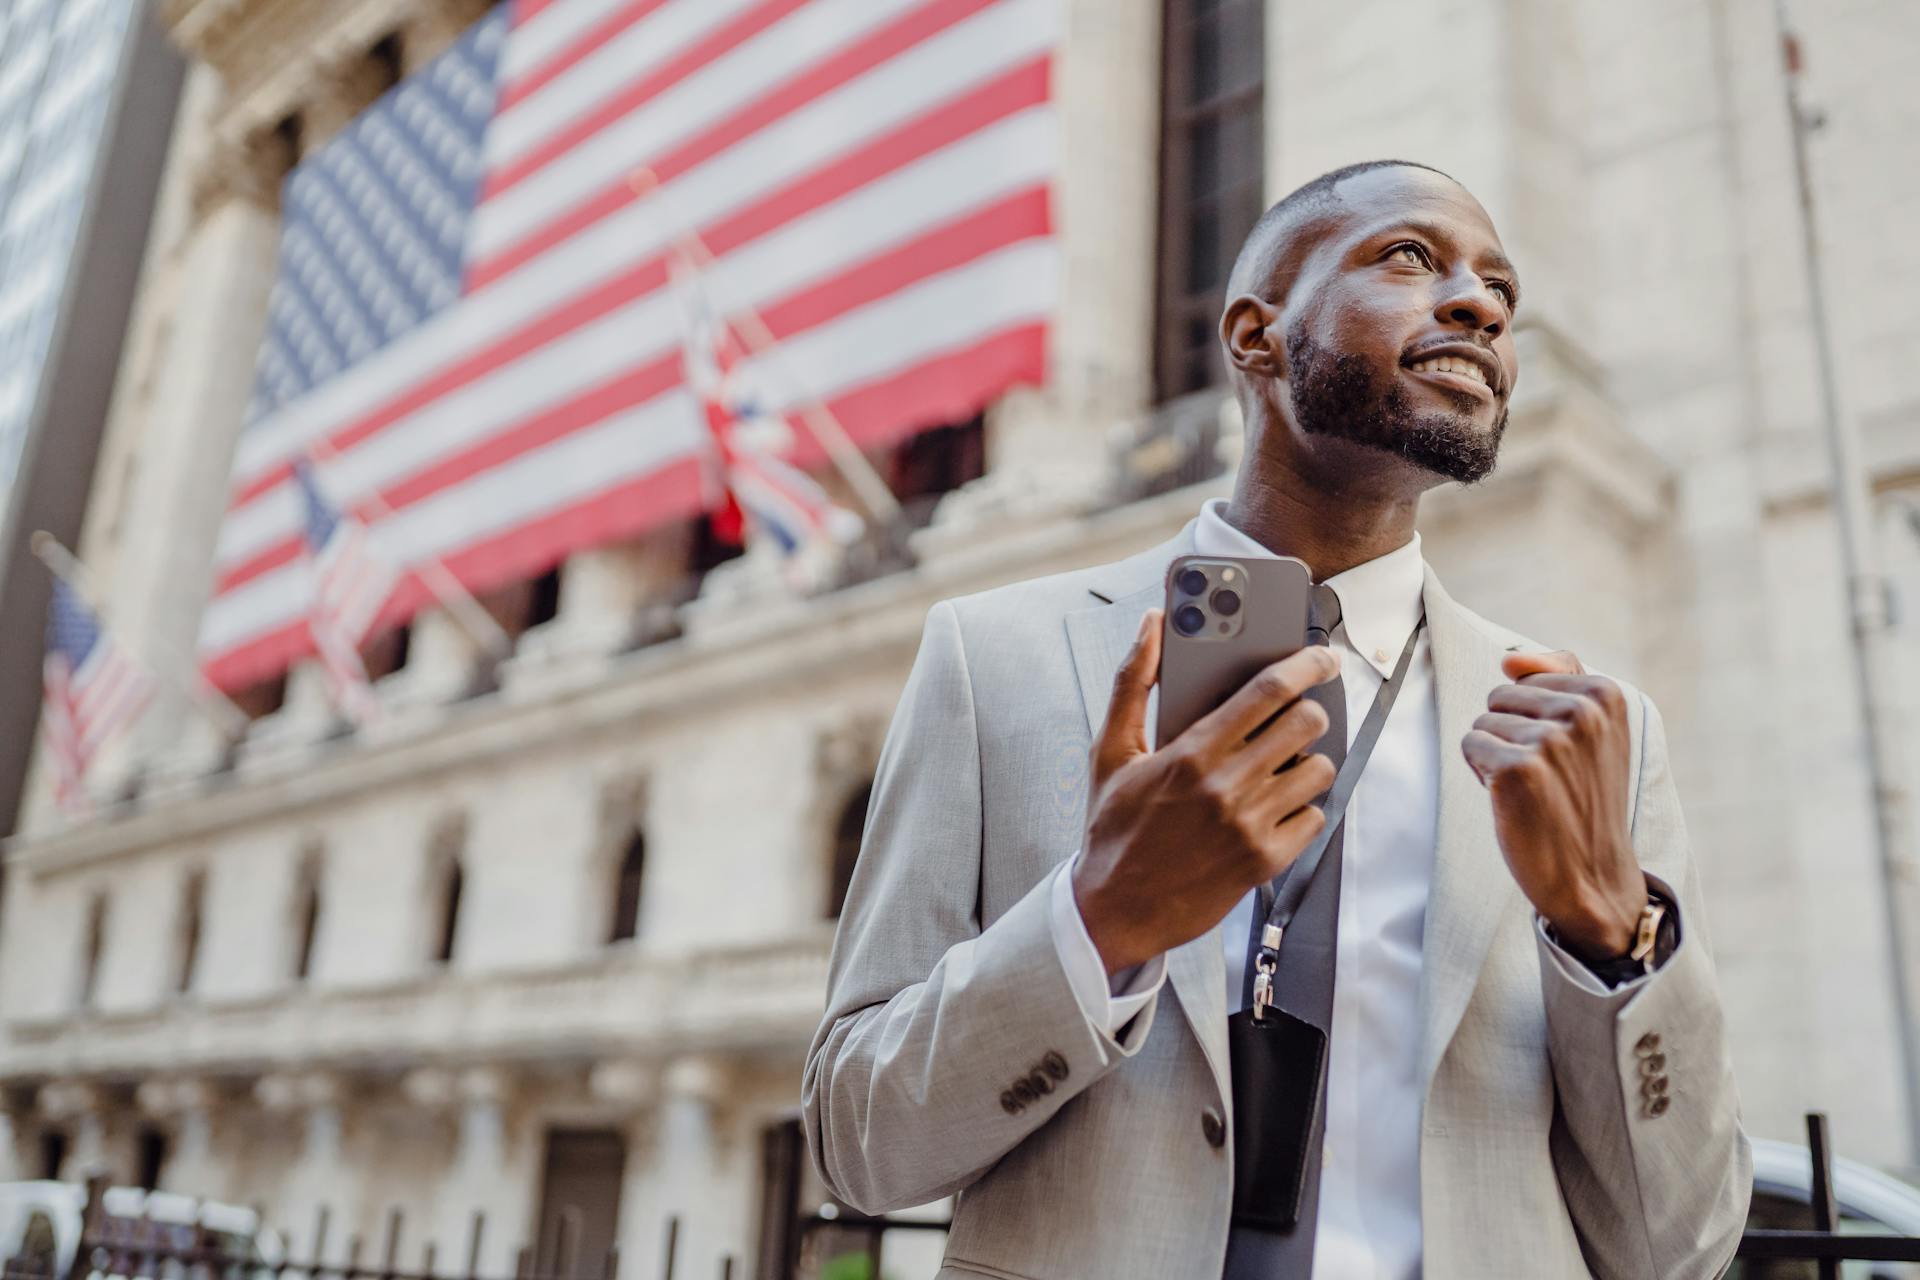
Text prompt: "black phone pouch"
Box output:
[[1226, 1002, 1328, 1233]]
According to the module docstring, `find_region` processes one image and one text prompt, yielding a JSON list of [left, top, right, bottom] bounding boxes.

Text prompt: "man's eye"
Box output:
[[1389, 243, 1430, 267], [1487, 280, 1517, 308]]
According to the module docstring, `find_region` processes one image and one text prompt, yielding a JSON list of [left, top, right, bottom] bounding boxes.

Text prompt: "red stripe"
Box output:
[[218, 188, 1046, 597], [204, 323, 1042, 690], [502, 0, 695, 113], [471, 0, 1002, 287], [486, 0, 812, 200], [511, 0, 559, 28], [215, 57, 1047, 582]]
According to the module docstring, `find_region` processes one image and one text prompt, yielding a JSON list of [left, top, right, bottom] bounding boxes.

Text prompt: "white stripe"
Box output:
[[217, 105, 1053, 570], [205, 240, 1054, 652], [476, 0, 928, 261], [488, 0, 765, 170], [500, 0, 626, 88], [234, 0, 1051, 486]]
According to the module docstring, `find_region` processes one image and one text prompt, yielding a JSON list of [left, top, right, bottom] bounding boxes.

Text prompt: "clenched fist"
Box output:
[[1461, 649, 1648, 964]]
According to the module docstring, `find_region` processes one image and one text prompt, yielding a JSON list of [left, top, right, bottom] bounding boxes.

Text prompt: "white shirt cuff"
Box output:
[[1534, 914, 1656, 999], [1048, 855, 1168, 1037]]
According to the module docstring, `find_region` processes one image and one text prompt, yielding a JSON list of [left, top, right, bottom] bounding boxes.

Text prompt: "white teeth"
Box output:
[[1410, 355, 1489, 386]]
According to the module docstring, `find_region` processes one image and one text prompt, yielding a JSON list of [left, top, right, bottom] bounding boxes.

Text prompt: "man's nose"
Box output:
[[1433, 278, 1505, 337]]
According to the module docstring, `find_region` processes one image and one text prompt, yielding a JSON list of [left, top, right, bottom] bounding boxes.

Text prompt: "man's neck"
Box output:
[[1222, 474, 1421, 581]]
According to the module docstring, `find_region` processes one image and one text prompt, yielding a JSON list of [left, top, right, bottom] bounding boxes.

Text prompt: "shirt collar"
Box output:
[[1193, 496, 1426, 679]]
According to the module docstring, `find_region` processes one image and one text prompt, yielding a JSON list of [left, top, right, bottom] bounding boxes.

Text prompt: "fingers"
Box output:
[[1253, 803, 1328, 877], [1501, 649, 1585, 679], [1461, 727, 1534, 786], [1095, 609, 1163, 775], [1242, 750, 1338, 826], [1470, 711, 1555, 745], [1188, 644, 1341, 754], [1485, 683, 1589, 721], [1487, 673, 1626, 725]]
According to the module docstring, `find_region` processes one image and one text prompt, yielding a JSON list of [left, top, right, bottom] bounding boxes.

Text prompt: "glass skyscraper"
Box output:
[[0, 0, 136, 532]]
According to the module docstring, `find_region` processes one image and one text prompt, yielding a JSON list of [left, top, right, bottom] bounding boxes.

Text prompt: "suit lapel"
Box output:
[[1062, 521, 1237, 1109], [1415, 564, 1524, 1084]]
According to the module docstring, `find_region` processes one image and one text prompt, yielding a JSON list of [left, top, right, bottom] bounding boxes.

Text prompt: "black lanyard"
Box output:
[[1250, 612, 1427, 1021]]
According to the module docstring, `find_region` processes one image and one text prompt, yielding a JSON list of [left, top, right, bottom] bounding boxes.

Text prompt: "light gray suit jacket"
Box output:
[[802, 518, 1751, 1279]]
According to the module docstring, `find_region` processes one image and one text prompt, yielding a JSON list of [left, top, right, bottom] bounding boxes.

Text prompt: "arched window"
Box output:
[[426, 815, 467, 966], [290, 852, 323, 982], [432, 859, 464, 966], [825, 782, 873, 919], [608, 832, 645, 944], [77, 893, 107, 1008], [173, 871, 205, 995]]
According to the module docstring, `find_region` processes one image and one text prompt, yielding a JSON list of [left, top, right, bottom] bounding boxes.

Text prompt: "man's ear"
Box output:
[[1221, 294, 1282, 379]]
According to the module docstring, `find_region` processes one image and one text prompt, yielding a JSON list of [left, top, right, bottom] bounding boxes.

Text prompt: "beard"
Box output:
[[1284, 322, 1506, 484]]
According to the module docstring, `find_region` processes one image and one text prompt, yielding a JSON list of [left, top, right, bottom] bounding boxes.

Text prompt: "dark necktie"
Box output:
[[1224, 582, 1346, 1278]]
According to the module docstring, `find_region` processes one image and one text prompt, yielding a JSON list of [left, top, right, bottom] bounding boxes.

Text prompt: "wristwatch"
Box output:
[[1570, 886, 1678, 989]]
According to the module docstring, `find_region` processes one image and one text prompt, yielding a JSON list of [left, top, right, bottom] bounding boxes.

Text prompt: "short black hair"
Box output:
[[1225, 159, 1457, 301]]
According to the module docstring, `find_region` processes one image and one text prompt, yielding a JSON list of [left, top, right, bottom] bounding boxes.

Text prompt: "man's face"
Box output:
[[1272, 168, 1520, 485]]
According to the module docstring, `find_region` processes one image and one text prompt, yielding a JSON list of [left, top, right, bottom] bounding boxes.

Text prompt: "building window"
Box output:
[[135, 1127, 168, 1191], [290, 851, 323, 982], [1155, 0, 1266, 400], [431, 858, 464, 966], [891, 417, 986, 529], [37, 1131, 67, 1181], [77, 893, 107, 1008], [607, 832, 645, 944], [825, 782, 872, 920], [173, 871, 205, 995], [362, 623, 411, 683]]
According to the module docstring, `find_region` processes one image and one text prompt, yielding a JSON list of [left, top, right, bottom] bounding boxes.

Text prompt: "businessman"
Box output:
[[803, 160, 1750, 1278]]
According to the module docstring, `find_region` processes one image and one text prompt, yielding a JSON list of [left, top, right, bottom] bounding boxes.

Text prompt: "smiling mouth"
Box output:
[[1404, 354, 1496, 400]]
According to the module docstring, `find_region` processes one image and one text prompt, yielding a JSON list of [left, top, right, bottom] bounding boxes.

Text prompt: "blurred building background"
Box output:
[[1, 1, 1918, 1278]]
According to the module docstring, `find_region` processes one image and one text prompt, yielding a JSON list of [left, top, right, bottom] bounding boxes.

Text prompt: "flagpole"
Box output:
[[30, 532, 252, 742], [300, 438, 514, 658], [626, 168, 903, 526]]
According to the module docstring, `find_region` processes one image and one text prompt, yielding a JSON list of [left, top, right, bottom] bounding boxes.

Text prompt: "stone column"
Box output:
[[960, 0, 1162, 523], [39, 1082, 109, 1180], [133, 1077, 220, 1193], [118, 126, 286, 763], [258, 1071, 349, 1239]]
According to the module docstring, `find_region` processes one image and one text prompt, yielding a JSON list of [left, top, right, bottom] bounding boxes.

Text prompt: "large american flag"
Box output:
[[43, 578, 155, 810], [199, 0, 1060, 691]]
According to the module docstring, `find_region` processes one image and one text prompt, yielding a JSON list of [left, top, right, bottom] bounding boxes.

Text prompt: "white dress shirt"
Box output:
[[1048, 497, 1648, 1278]]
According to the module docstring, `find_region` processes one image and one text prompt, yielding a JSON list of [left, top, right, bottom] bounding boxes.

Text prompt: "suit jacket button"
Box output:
[[1028, 1070, 1055, 1096], [1000, 1090, 1023, 1116], [1041, 1050, 1070, 1082], [1201, 1107, 1226, 1149], [1644, 1095, 1671, 1119], [1635, 1032, 1662, 1056], [1012, 1079, 1038, 1106]]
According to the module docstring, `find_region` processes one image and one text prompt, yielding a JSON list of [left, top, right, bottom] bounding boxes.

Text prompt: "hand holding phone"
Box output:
[[1072, 557, 1343, 978]]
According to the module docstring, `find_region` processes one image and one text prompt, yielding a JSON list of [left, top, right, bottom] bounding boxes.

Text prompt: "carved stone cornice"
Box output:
[[189, 124, 294, 220], [164, 0, 431, 150]]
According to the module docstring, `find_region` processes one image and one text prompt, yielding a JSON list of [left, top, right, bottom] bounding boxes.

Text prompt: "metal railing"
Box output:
[[1735, 1112, 1920, 1278]]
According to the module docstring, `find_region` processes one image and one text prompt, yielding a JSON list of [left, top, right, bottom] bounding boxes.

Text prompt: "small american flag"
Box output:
[[42, 578, 155, 812], [292, 457, 399, 722], [200, 0, 1058, 692], [672, 250, 863, 559]]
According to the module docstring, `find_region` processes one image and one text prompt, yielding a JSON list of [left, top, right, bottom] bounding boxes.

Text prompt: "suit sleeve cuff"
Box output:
[[1048, 856, 1168, 1037], [1535, 874, 1684, 1003]]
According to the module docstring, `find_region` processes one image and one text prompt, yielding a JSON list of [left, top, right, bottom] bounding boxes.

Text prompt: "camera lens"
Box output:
[[1173, 604, 1206, 636], [1211, 588, 1241, 617], [1177, 567, 1208, 596]]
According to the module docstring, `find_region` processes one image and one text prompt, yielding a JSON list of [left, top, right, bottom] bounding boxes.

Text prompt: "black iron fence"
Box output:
[[1734, 1112, 1920, 1279]]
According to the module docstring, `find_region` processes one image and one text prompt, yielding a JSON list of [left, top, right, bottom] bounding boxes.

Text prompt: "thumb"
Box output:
[[1096, 608, 1162, 774], [1502, 648, 1584, 680]]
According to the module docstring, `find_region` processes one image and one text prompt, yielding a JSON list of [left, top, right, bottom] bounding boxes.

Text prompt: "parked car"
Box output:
[[1731, 1138, 1920, 1279], [0, 1182, 282, 1280]]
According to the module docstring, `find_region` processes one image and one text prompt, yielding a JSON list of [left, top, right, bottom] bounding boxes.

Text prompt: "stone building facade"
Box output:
[[3, 0, 1920, 1276]]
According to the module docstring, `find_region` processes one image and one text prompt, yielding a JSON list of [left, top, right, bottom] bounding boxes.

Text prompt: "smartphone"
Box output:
[[1155, 553, 1314, 749]]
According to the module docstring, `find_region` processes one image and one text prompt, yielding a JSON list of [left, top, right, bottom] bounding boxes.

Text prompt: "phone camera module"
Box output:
[[1210, 588, 1241, 617], [1176, 567, 1209, 597], [1173, 604, 1207, 636]]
